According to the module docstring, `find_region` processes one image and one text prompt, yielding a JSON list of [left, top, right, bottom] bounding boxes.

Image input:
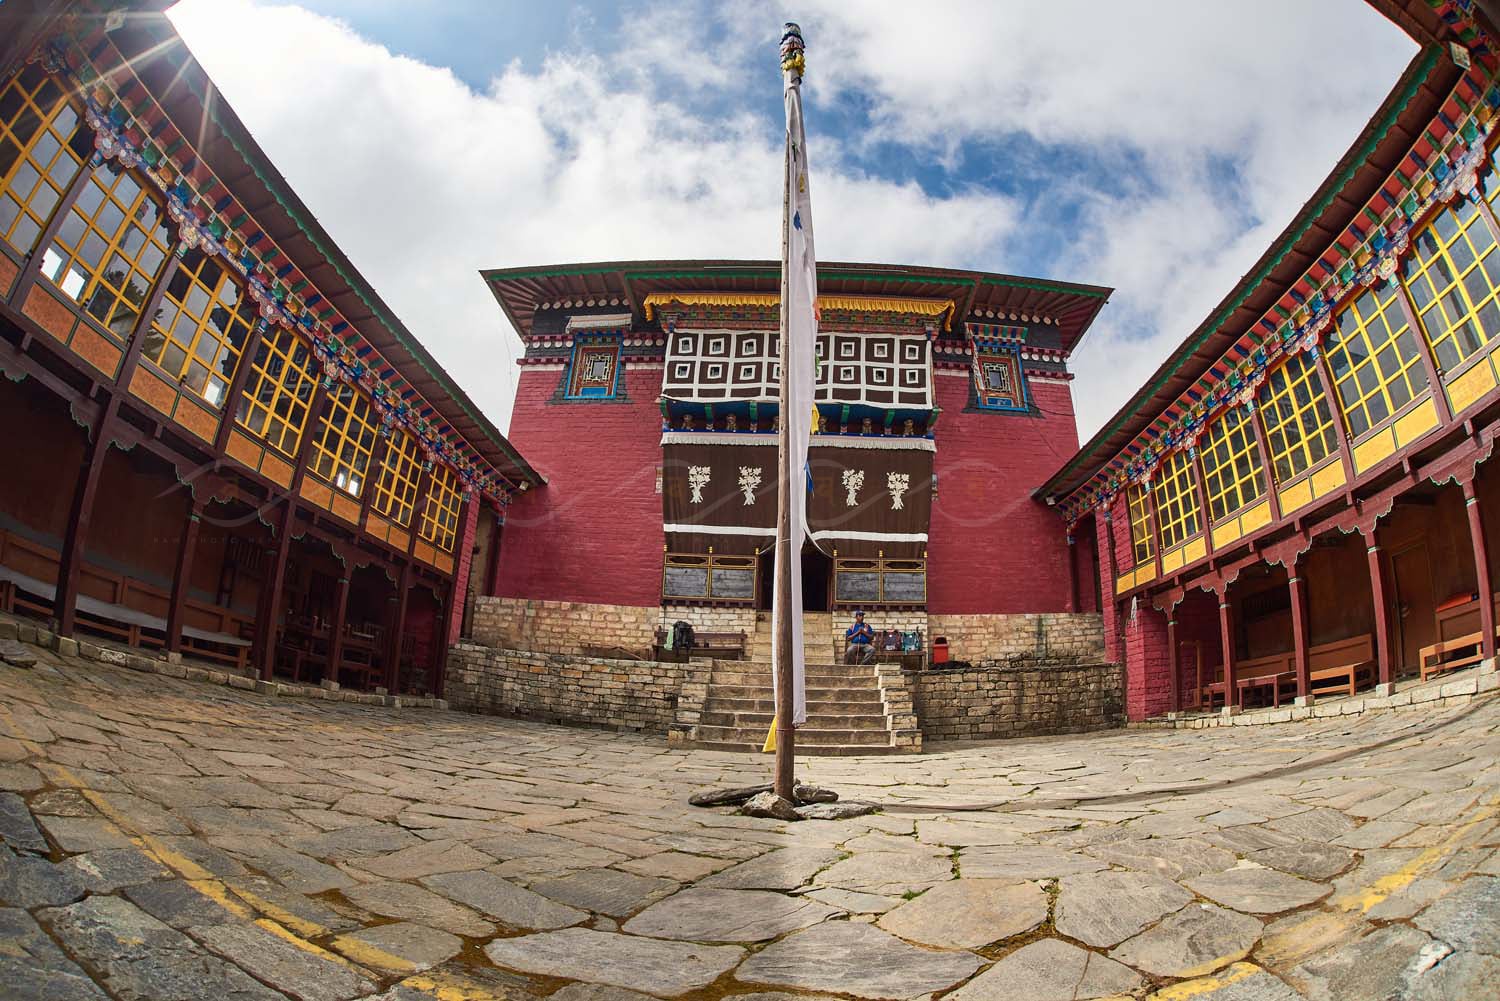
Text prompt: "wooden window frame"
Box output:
[[309, 382, 379, 498], [1152, 449, 1201, 552], [418, 462, 462, 552], [662, 552, 758, 603], [1126, 483, 1154, 564], [0, 69, 91, 258], [1256, 350, 1340, 486], [1323, 283, 1431, 441], [235, 325, 318, 458], [1199, 406, 1266, 522], [372, 428, 421, 527], [139, 248, 254, 410], [831, 557, 927, 608], [564, 339, 621, 399], [36, 160, 171, 340], [1404, 196, 1500, 376]]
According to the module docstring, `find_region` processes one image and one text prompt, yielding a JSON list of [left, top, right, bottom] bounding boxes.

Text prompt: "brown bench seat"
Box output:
[[1307, 634, 1375, 698], [653, 627, 747, 661]]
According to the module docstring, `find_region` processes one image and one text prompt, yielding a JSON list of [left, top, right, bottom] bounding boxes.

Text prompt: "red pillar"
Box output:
[[54, 402, 118, 636], [325, 571, 351, 688], [1067, 532, 1080, 613], [164, 500, 205, 654], [254, 501, 296, 681], [1364, 531, 1395, 690], [1166, 613, 1179, 713], [1289, 564, 1312, 703], [1098, 506, 1121, 664], [385, 564, 411, 693], [1463, 480, 1496, 664], [1219, 594, 1238, 711], [483, 516, 504, 597]]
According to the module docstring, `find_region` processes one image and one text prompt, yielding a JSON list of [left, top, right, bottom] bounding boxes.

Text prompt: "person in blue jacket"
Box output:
[[844, 610, 875, 664]]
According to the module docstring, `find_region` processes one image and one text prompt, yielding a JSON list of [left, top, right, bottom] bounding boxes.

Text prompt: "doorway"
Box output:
[[1390, 542, 1435, 675], [801, 545, 831, 612]]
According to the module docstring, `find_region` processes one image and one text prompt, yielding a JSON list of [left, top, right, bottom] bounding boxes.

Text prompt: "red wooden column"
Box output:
[[163, 498, 206, 654], [1288, 559, 1312, 704], [1364, 529, 1396, 692], [1218, 592, 1238, 712], [483, 515, 504, 597], [1462, 479, 1496, 664], [53, 400, 119, 636], [1166, 613, 1180, 713], [1066, 530, 1080, 612], [325, 570, 352, 688], [385, 563, 412, 693], [214, 321, 268, 454], [433, 582, 452, 699]]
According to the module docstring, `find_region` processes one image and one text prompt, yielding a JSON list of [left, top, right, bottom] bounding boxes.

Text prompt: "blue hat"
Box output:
[[853, 609, 865, 616]]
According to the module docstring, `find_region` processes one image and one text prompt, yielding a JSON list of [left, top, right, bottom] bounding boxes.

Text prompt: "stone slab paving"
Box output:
[[0, 636, 1498, 999]]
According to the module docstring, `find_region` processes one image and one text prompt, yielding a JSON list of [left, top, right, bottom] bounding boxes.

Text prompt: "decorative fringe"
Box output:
[[780, 22, 805, 77]]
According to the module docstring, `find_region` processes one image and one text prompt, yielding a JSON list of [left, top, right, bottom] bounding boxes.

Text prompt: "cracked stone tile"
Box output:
[[193, 920, 377, 1001], [700, 846, 843, 890], [0, 844, 87, 908], [485, 926, 744, 997], [531, 867, 679, 918], [0, 906, 110, 1000], [1287, 924, 1435, 1001], [1054, 870, 1195, 948], [1412, 875, 1500, 956], [1110, 903, 1263, 978], [949, 937, 1143, 1000], [1185, 865, 1332, 914], [622, 886, 838, 942], [353, 839, 493, 880], [59, 847, 174, 893], [343, 880, 496, 937], [876, 878, 1046, 949], [734, 920, 981, 999]]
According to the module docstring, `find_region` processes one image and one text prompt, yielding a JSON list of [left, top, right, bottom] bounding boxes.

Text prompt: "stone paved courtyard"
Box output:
[[1, 641, 1498, 1000]]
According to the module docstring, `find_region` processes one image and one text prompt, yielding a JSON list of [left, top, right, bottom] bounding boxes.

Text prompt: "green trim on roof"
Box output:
[[1053, 43, 1441, 499], [487, 265, 624, 281], [980, 276, 1109, 298]]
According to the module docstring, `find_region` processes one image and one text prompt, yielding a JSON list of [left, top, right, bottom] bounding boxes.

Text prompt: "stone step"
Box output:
[[703, 695, 886, 714], [695, 724, 891, 746], [691, 739, 905, 756], [708, 684, 884, 701], [700, 710, 889, 730], [708, 669, 880, 686]]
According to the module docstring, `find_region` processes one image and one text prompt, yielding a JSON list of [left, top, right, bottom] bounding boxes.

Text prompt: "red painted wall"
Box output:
[[495, 365, 664, 606], [926, 375, 1081, 614], [447, 497, 478, 646]]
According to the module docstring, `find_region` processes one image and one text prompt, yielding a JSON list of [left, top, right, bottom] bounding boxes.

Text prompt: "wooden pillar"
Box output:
[[10, 149, 94, 303], [1392, 285, 1453, 426], [53, 401, 117, 636], [214, 320, 268, 454], [433, 582, 451, 700], [358, 432, 394, 527], [385, 563, 411, 693], [1101, 509, 1119, 592], [325, 570, 351, 688], [1166, 614, 1179, 713], [164, 498, 205, 654], [1189, 452, 1213, 558], [406, 466, 435, 558], [1311, 350, 1359, 485], [1218, 594, 1237, 711], [1364, 530, 1395, 690], [1247, 408, 1282, 523], [483, 515, 504, 598], [1066, 532, 1080, 612], [1288, 561, 1312, 703], [1463, 479, 1496, 663]]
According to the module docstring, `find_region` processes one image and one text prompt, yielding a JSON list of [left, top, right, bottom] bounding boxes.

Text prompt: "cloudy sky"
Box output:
[[167, 0, 1416, 447]]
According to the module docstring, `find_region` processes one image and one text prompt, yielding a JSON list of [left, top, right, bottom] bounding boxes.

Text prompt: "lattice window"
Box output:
[[1199, 407, 1266, 521], [310, 383, 378, 497], [1324, 284, 1430, 438], [1126, 483, 1154, 564], [1405, 198, 1500, 373], [235, 326, 317, 457], [37, 161, 171, 338], [419, 462, 462, 552], [372, 428, 421, 527], [141, 248, 254, 409], [1257, 350, 1339, 485], [972, 343, 1028, 411], [0, 66, 92, 254], [1152, 449, 1201, 551], [565, 339, 620, 398]]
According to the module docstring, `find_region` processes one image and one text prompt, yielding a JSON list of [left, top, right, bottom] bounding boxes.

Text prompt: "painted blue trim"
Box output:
[[973, 342, 1031, 413]]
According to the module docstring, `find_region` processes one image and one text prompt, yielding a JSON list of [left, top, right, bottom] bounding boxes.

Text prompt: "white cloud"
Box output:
[[167, 0, 1020, 433], [168, 0, 1416, 449]]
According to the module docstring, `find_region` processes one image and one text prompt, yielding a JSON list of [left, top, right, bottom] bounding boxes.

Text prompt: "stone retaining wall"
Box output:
[[928, 612, 1105, 666], [912, 661, 1125, 742], [445, 642, 688, 733]]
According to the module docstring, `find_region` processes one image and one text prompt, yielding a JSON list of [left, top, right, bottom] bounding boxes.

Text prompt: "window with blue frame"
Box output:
[[564, 336, 622, 399], [972, 342, 1029, 411]]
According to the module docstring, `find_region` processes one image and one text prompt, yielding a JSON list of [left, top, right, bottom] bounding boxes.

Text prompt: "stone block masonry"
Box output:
[[446, 643, 689, 733], [913, 661, 1124, 742], [928, 612, 1104, 666], [470, 596, 755, 659]]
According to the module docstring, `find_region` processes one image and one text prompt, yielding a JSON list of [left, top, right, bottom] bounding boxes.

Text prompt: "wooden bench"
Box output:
[[1418, 630, 1487, 682], [1308, 634, 1375, 698], [653, 628, 747, 661], [0, 529, 252, 671], [1233, 651, 1296, 708]]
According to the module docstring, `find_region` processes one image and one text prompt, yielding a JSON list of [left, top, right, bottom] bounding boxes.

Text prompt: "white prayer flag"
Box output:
[[775, 22, 815, 727]]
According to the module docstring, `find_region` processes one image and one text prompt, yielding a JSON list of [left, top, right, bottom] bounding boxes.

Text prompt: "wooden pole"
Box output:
[[1288, 563, 1312, 702], [772, 94, 797, 802], [164, 500, 205, 654], [1463, 480, 1496, 663]]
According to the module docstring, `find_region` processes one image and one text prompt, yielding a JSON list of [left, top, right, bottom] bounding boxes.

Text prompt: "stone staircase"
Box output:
[[748, 610, 837, 663], [677, 657, 921, 755]]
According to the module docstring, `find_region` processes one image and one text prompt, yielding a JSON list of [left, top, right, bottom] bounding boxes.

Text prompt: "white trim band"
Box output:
[[810, 529, 929, 543], [660, 432, 936, 451], [663, 523, 777, 536]]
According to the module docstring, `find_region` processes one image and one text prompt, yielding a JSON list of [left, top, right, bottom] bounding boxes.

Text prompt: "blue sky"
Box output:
[[168, 1, 1417, 445]]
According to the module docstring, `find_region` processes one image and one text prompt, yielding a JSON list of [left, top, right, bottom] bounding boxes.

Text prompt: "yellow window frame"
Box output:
[[0, 67, 91, 255], [419, 462, 463, 553], [1257, 350, 1339, 485], [1404, 197, 1500, 374], [236, 326, 318, 458], [1126, 483, 1154, 564], [310, 383, 378, 498], [37, 160, 171, 339], [141, 248, 255, 410], [1199, 406, 1266, 522], [1323, 283, 1430, 439], [1152, 448, 1201, 552], [372, 428, 421, 527]]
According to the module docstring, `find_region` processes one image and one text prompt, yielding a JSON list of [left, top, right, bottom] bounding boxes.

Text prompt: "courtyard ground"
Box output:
[[1, 640, 1497, 1000]]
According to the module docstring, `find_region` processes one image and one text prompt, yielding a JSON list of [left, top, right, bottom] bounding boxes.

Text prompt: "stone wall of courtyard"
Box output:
[[912, 661, 1125, 742], [470, 595, 1105, 665], [445, 643, 688, 733]]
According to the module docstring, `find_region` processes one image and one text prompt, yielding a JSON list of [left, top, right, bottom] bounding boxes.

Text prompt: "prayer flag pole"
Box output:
[[772, 22, 815, 800]]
